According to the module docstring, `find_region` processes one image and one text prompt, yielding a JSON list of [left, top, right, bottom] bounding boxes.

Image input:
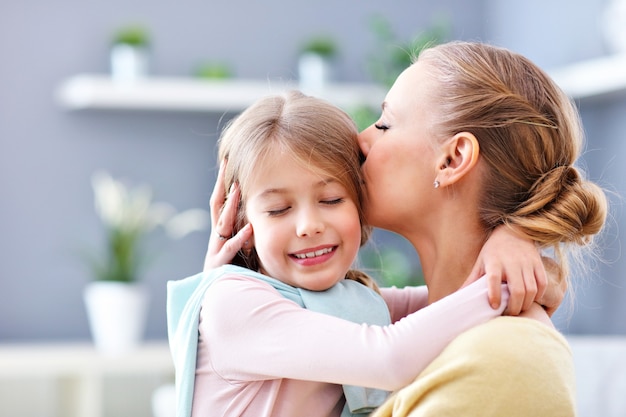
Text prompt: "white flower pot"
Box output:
[[84, 281, 149, 356], [603, 0, 626, 53], [298, 52, 333, 92], [110, 44, 149, 81]]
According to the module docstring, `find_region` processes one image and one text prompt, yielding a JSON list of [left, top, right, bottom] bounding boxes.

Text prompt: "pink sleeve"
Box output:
[[380, 285, 429, 323], [200, 275, 509, 391]]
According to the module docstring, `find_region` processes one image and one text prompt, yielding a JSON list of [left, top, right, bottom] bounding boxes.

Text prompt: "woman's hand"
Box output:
[[464, 225, 547, 315], [204, 160, 253, 271]]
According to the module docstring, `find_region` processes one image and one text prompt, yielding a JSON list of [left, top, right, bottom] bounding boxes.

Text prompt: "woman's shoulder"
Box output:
[[441, 316, 575, 411], [374, 317, 576, 417], [454, 315, 571, 358]]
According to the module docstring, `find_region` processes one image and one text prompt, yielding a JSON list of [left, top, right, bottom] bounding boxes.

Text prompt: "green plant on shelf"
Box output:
[[194, 61, 233, 79], [367, 14, 450, 88], [299, 35, 338, 59], [112, 25, 150, 47], [349, 15, 451, 133]]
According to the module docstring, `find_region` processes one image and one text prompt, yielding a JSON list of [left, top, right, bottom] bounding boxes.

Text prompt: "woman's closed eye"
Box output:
[[374, 122, 389, 131]]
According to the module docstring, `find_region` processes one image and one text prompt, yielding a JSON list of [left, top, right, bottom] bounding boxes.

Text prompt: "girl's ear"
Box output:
[[436, 132, 480, 187], [242, 235, 254, 257]]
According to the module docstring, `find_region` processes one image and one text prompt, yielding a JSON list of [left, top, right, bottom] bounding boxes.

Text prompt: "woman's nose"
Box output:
[[357, 125, 374, 157]]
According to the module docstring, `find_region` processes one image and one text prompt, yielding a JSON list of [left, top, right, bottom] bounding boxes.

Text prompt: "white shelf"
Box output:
[[548, 53, 626, 100], [56, 74, 387, 113], [0, 341, 173, 417], [55, 54, 626, 114]]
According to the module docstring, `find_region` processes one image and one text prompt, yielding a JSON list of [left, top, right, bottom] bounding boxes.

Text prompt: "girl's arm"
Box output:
[[380, 224, 562, 322], [201, 274, 509, 391], [464, 225, 564, 315]]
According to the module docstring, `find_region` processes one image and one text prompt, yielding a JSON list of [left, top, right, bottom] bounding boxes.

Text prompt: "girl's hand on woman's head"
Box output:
[[463, 225, 547, 315], [204, 160, 253, 271]]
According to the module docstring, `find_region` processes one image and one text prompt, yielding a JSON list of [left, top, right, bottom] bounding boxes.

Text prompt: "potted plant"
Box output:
[[110, 25, 150, 81], [297, 35, 338, 91], [348, 15, 451, 130], [85, 171, 208, 355], [193, 61, 233, 79], [366, 15, 450, 88]]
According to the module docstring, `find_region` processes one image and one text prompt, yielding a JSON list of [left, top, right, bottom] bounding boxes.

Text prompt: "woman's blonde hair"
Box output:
[[217, 90, 378, 292], [420, 41, 608, 282]]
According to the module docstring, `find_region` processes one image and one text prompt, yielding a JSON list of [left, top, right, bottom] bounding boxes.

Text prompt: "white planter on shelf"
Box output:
[[84, 281, 149, 356], [298, 52, 333, 92], [603, 0, 626, 53], [110, 44, 148, 82]]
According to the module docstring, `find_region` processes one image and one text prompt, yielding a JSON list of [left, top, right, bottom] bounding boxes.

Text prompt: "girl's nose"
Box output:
[[296, 209, 325, 237]]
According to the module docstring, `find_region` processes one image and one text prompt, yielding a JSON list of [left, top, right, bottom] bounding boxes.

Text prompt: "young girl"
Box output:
[[168, 91, 549, 417]]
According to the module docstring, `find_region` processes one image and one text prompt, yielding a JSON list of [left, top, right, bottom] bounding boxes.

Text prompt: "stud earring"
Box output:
[[433, 180, 440, 189]]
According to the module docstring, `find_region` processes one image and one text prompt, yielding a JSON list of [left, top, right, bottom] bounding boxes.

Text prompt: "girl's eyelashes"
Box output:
[[321, 198, 344, 205], [266, 198, 344, 215], [374, 122, 390, 131], [267, 207, 289, 216]]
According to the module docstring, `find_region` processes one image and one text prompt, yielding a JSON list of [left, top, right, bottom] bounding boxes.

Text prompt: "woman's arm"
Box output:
[[380, 286, 429, 323]]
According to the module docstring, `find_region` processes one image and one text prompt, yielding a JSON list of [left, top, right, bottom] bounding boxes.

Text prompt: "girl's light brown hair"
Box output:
[[217, 90, 378, 292], [419, 41, 608, 282]]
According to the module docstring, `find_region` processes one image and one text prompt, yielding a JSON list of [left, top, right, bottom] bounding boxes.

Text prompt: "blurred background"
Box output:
[[1, 0, 625, 416]]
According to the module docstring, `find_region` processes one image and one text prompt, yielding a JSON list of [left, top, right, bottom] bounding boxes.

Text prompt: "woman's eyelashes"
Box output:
[[374, 122, 390, 131]]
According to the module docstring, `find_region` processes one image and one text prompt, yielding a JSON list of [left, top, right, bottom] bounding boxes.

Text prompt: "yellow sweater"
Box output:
[[372, 316, 576, 417]]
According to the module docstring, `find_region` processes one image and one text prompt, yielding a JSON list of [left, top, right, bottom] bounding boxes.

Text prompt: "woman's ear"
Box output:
[[436, 132, 480, 186]]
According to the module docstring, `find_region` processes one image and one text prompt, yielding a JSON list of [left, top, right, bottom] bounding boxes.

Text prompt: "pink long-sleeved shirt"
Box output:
[[192, 275, 508, 417]]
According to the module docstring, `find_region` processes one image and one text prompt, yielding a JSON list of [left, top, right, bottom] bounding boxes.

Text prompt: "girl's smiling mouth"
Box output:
[[290, 246, 336, 260]]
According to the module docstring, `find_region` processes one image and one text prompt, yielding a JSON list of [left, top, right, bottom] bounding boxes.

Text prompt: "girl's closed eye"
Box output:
[[374, 122, 389, 131], [321, 198, 344, 206], [267, 206, 290, 216]]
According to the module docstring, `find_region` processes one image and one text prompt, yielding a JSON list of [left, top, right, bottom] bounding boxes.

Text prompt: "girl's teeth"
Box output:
[[295, 247, 332, 259]]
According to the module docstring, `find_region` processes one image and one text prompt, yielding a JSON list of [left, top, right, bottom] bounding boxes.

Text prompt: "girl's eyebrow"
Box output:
[[256, 178, 336, 199], [253, 188, 287, 202]]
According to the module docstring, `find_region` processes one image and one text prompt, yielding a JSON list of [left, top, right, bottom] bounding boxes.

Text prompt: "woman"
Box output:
[[360, 41, 607, 416], [204, 41, 606, 415]]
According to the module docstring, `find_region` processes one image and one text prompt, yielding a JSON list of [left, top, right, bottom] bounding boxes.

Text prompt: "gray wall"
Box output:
[[0, 0, 485, 341]]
